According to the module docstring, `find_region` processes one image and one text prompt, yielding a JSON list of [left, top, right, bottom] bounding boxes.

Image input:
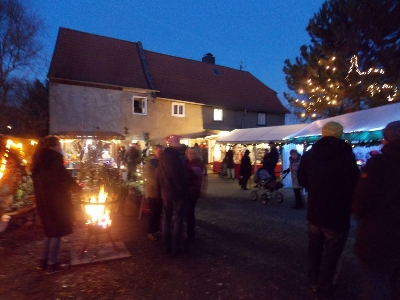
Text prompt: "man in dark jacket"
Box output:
[[156, 135, 188, 255], [353, 120, 400, 300], [262, 142, 279, 181], [297, 121, 359, 299], [239, 149, 252, 190]]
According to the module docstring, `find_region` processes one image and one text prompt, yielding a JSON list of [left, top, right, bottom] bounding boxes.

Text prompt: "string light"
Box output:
[[294, 54, 398, 120], [347, 55, 397, 101]]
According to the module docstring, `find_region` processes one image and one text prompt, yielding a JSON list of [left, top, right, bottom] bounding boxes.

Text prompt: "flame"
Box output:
[[85, 185, 112, 228]]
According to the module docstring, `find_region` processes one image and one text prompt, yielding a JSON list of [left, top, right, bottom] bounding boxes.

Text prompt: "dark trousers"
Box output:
[[163, 198, 184, 252], [241, 175, 250, 189], [307, 222, 348, 292], [293, 188, 303, 208], [185, 197, 198, 238], [147, 197, 163, 235]]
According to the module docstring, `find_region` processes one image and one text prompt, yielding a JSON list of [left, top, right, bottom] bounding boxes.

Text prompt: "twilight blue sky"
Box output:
[[33, 0, 325, 107]]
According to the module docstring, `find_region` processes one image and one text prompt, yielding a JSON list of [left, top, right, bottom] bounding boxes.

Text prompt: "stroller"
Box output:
[[250, 167, 289, 204], [219, 157, 228, 177]]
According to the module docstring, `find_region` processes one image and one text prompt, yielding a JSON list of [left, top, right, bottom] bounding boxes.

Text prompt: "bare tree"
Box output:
[[0, 0, 44, 107]]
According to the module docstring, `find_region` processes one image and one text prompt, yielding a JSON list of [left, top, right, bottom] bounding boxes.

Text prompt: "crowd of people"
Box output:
[[31, 121, 400, 299], [143, 135, 206, 255]]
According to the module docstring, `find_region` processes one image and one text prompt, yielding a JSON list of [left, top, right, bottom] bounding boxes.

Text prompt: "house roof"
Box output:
[[48, 28, 288, 114]]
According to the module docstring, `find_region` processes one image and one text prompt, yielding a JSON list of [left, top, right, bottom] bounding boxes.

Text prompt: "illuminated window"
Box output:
[[172, 102, 185, 117], [133, 97, 147, 115], [214, 108, 223, 121], [257, 113, 266, 125]]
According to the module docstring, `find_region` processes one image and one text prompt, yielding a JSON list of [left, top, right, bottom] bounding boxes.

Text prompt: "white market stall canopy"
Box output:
[[284, 102, 400, 143], [216, 124, 308, 144]]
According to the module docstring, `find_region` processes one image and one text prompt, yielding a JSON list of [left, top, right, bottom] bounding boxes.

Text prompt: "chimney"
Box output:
[[202, 53, 215, 64]]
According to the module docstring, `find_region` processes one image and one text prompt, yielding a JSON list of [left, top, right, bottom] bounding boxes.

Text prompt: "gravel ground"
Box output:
[[0, 174, 361, 300]]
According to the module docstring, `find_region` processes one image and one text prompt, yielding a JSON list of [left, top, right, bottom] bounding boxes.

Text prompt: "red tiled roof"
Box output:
[[48, 28, 288, 114]]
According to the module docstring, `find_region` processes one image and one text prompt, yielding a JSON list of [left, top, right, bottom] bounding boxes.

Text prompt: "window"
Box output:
[[172, 102, 185, 117], [133, 97, 147, 115], [214, 108, 223, 121], [257, 113, 266, 125]]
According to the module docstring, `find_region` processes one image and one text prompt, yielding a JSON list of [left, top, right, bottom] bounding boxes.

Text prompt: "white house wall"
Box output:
[[49, 82, 206, 145]]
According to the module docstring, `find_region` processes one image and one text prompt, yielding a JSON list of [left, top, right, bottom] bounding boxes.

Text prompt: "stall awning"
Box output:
[[284, 102, 400, 143], [180, 130, 221, 139], [53, 131, 126, 140], [216, 124, 308, 144]]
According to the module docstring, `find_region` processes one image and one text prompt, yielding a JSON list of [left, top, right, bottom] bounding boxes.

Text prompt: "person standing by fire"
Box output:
[[31, 136, 82, 274], [143, 144, 163, 241], [156, 135, 188, 255]]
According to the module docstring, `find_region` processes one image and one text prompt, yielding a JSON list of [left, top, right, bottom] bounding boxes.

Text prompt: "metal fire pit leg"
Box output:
[[80, 233, 93, 257], [106, 230, 118, 251]]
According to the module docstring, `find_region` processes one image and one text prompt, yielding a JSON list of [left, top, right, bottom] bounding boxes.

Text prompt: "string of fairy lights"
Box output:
[[294, 55, 398, 119], [0, 140, 29, 180]]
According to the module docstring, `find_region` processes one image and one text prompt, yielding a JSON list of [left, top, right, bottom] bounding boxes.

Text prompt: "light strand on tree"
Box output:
[[347, 55, 397, 101]]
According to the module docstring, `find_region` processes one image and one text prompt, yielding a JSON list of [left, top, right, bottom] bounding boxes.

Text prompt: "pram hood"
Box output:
[[254, 167, 271, 183]]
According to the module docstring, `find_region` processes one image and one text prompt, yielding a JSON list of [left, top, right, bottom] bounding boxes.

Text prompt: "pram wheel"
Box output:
[[251, 191, 258, 201], [276, 192, 284, 203], [261, 193, 269, 204]]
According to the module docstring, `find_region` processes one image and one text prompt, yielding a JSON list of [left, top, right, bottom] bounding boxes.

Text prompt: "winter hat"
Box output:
[[322, 121, 343, 139], [383, 120, 400, 142], [167, 135, 181, 147]]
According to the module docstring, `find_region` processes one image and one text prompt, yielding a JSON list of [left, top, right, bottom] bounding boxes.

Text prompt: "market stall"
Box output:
[[283, 102, 400, 144], [53, 131, 127, 184], [283, 102, 400, 175], [215, 124, 307, 179]]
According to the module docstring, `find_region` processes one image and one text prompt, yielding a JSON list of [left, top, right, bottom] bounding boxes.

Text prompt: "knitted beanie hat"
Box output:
[[383, 120, 400, 142], [322, 121, 343, 138]]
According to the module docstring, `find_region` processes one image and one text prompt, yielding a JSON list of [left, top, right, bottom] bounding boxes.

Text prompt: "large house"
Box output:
[[48, 28, 288, 146]]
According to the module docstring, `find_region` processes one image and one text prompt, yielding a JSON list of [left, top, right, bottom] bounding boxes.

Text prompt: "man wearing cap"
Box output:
[[156, 135, 188, 255], [352, 120, 400, 300], [297, 121, 360, 299]]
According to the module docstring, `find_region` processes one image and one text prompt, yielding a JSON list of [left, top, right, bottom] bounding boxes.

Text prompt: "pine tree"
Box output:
[[283, 0, 400, 120]]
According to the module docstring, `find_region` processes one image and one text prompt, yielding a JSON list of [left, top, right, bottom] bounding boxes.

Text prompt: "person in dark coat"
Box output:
[[200, 144, 209, 175], [297, 121, 360, 299], [31, 136, 82, 274], [352, 120, 400, 300], [239, 149, 252, 190], [117, 145, 126, 169], [143, 144, 163, 241], [262, 142, 279, 181], [156, 135, 188, 255], [125, 143, 141, 181], [185, 147, 204, 240], [225, 149, 235, 179]]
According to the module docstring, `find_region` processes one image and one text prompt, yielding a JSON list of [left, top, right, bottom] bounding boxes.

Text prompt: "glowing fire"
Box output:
[[85, 186, 112, 228]]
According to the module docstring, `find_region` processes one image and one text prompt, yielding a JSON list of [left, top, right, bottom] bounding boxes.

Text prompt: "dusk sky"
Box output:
[[33, 0, 325, 107]]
